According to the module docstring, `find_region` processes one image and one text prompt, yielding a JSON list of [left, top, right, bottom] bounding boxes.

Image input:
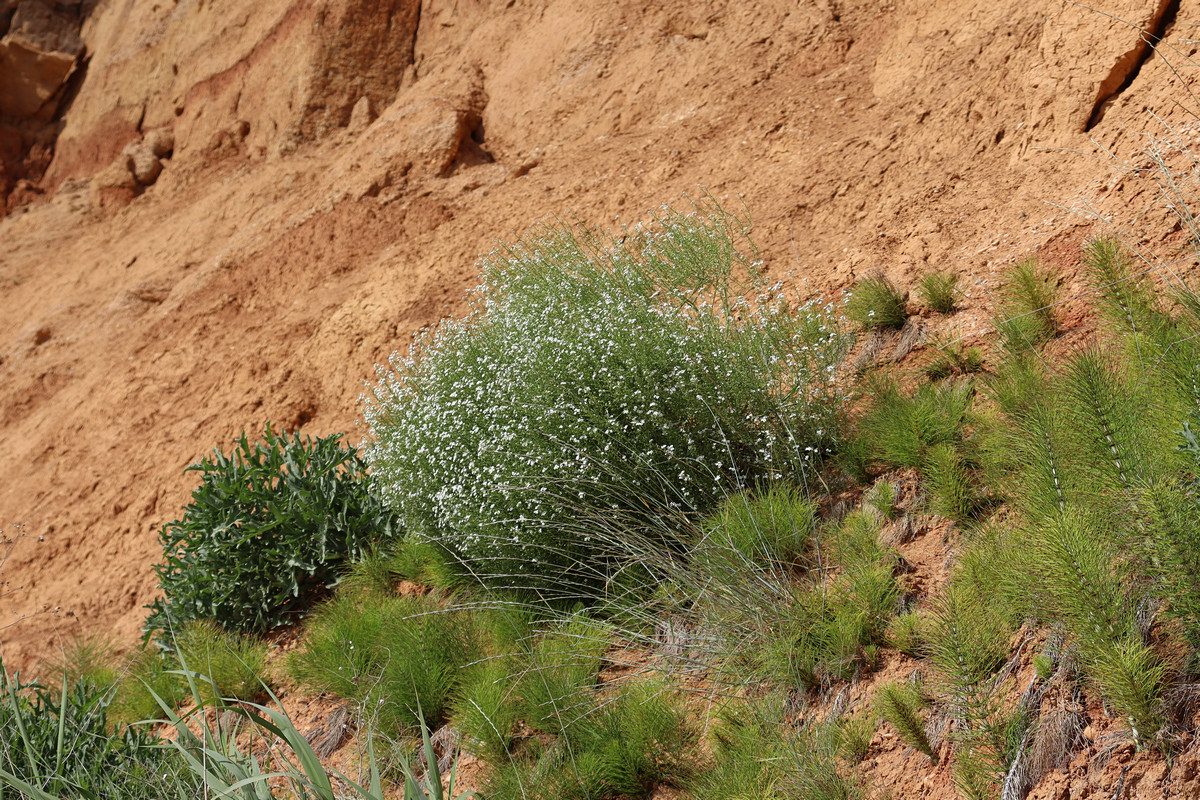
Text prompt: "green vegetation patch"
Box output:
[[146, 425, 401, 638], [364, 205, 850, 599]]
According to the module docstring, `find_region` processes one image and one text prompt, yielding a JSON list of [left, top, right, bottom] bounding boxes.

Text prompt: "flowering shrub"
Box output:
[[364, 206, 851, 597]]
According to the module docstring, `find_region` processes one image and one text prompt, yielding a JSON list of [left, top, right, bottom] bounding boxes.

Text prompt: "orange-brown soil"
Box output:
[[3, 0, 1200, 797]]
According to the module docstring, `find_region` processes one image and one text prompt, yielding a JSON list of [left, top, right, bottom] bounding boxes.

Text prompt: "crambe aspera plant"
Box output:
[[364, 203, 851, 598], [146, 425, 401, 638]]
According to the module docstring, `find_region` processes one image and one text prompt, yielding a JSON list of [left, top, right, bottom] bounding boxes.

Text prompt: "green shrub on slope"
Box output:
[[146, 425, 401, 637], [364, 206, 851, 598]]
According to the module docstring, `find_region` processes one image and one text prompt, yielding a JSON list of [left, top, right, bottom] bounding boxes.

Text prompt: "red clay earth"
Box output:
[[3, 1, 1200, 796]]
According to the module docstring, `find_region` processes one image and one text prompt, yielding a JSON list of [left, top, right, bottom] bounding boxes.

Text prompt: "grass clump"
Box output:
[[689, 697, 863, 800], [146, 424, 401, 638], [174, 620, 268, 703], [917, 271, 959, 313], [757, 512, 899, 692], [364, 204, 850, 599], [923, 583, 1021, 795], [451, 656, 522, 761], [853, 374, 975, 471], [692, 484, 817, 579], [289, 590, 485, 733], [485, 681, 694, 800], [108, 648, 189, 727], [922, 342, 984, 381], [885, 610, 927, 658], [924, 442, 978, 521], [835, 706, 877, 763], [994, 258, 1059, 353], [0, 666, 200, 799], [875, 680, 937, 762], [515, 615, 611, 734], [845, 275, 908, 330]]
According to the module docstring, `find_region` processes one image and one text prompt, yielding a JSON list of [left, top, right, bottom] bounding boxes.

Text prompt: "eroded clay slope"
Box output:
[[0, 0, 1192, 699]]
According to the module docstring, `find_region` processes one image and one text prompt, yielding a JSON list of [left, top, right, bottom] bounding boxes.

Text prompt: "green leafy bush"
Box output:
[[844, 276, 908, 330], [364, 206, 850, 598], [146, 425, 401, 637]]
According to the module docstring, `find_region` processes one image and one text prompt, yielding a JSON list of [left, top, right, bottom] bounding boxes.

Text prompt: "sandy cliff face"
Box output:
[[0, 2, 1196, 792]]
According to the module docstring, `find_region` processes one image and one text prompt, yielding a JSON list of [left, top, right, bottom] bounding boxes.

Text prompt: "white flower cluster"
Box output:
[[363, 214, 851, 592]]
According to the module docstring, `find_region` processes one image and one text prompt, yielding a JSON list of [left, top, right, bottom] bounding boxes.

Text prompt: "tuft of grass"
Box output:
[[923, 342, 984, 381], [845, 276, 908, 330], [1033, 652, 1055, 681], [756, 512, 899, 692], [689, 697, 863, 800], [1082, 237, 1164, 338], [516, 616, 610, 735], [875, 680, 937, 762], [917, 272, 960, 313], [44, 635, 119, 699], [108, 647, 188, 727], [994, 258, 1059, 353], [923, 442, 977, 522], [1022, 508, 1165, 746], [0, 665, 201, 799], [450, 656, 522, 761], [854, 374, 975, 471], [784, 719, 867, 800], [484, 681, 694, 800], [175, 619, 268, 703], [923, 581, 1019, 796], [863, 479, 898, 523], [288, 590, 486, 733], [693, 484, 817, 578], [885, 610, 927, 658], [835, 707, 876, 763], [1135, 478, 1200, 650]]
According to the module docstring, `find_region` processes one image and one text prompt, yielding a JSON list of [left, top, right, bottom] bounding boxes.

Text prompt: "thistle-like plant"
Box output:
[[146, 425, 401, 637]]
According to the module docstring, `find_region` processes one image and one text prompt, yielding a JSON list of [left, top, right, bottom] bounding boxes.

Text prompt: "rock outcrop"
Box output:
[[0, 0, 83, 210]]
